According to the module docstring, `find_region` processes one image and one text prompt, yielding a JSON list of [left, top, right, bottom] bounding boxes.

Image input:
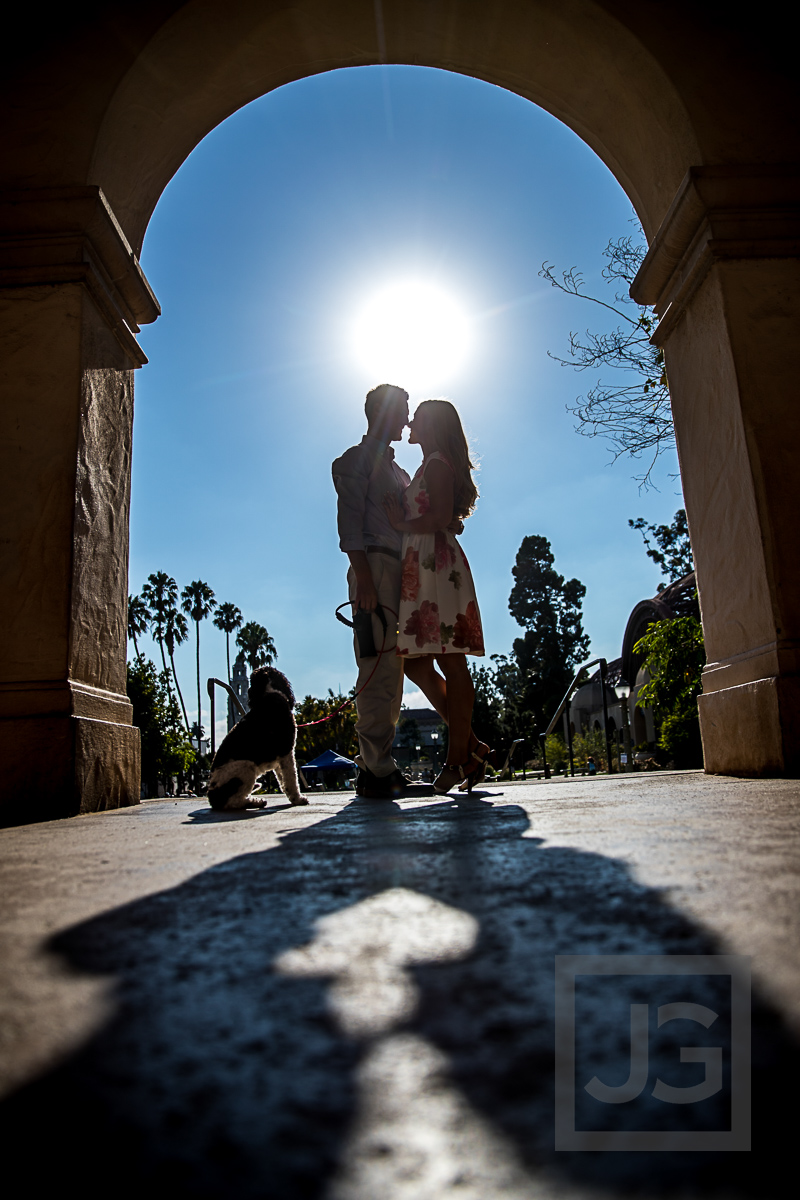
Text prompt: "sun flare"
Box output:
[[352, 281, 471, 390]]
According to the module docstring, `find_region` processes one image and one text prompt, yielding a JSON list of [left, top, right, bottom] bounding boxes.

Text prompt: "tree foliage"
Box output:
[[181, 579, 216, 740], [213, 602, 243, 683], [127, 593, 150, 658], [141, 571, 180, 681], [127, 655, 196, 794], [468, 536, 591, 749], [294, 691, 358, 766], [237, 621, 277, 671], [634, 616, 705, 766], [629, 509, 694, 585], [469, 662, 508, 751], [504, 534, 591, 733], [541, 234, 673, 488]]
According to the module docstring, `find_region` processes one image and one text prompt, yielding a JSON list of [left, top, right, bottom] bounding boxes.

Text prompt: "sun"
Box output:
[[352, 281, 471, 390]]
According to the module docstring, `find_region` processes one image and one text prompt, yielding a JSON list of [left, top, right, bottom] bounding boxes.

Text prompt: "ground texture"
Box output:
[[1, 771, 798, 1198]]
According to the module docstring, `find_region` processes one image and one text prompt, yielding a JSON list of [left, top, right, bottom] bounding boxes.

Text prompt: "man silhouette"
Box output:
[[332, 384, 411, 798]]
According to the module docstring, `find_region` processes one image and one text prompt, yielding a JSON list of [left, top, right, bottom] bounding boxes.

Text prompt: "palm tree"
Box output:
[[236, 621, 277, 673], [213, 602, 243, 683], [141, 571, 179, 680], [127, 593, 150, 658], [164, 607, 190, 730], [181, 579, 216, 740]]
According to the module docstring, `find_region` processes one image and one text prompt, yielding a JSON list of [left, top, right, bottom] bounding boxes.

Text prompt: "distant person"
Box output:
[[587, 755, 597, 776], [383, 399, 491, 794], [332, 384, 412, 799]]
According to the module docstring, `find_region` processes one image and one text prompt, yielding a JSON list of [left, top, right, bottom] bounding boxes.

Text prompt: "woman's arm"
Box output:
[[384, 459, 454, 534]]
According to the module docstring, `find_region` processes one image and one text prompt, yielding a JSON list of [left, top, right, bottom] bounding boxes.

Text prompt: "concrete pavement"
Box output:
[[1, 771, 798, 1198]]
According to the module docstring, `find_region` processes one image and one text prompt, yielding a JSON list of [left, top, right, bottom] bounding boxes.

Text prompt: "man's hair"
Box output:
[[365, 383, 409, 426]]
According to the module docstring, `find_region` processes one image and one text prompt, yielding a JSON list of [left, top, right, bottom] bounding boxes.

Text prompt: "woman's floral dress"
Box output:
[[395, 452, 485, 658]]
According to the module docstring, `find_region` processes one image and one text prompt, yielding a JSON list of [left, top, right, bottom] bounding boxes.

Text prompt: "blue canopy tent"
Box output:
[[301, 749, 356, 790]]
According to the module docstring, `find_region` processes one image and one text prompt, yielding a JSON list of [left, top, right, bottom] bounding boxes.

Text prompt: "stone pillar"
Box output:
[[633, 167, 800, 775], [0, 188, 160, 823]]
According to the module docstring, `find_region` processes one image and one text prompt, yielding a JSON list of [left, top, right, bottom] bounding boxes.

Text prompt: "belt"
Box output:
[[366, 544, 401, 560]]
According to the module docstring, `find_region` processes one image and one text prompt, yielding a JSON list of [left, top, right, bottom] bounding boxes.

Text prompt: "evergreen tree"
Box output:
[[502, 535, 591, 735]]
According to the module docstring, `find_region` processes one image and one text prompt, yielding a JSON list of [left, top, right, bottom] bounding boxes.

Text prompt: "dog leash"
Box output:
[[295, 602, 398, 729]]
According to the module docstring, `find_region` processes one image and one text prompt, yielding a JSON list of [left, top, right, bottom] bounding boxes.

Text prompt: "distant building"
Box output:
[[570, 572, 699, 752], [228, 651, 250, 731], [393, 707, 446, 764]]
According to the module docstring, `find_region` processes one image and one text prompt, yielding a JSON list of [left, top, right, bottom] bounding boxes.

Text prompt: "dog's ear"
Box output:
[[272, 670, 295, 707]]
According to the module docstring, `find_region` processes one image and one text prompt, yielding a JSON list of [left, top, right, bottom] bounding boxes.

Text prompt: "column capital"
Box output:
[[0, 186, 160, 365], [632, 166, 800, 345]]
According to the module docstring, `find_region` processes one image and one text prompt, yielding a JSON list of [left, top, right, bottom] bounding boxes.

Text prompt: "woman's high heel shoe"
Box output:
[[433, 758, 481, 795], [458, 743, 496, 791]]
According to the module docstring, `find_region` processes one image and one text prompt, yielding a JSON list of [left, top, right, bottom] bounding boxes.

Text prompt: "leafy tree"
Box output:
[[181, 580, 216, 741], [213, 602, 243, 683], [629, 508, 694, 585], [141, 571, 179, 681], [395, 713, 422, 750], [544, 732, 568, 773], [294, 690, 358, 766], [469, 662, 508, 752], [541, 234, 672, 488], [572, 727, 612, 772], [634, 616, 705, 767], [236, 621, 277, 672], [127, 593, 150, 658], [502, 535, 591, 735], [127, 655, 195, 796]]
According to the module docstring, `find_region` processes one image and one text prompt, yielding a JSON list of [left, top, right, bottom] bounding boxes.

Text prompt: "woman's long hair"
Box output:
[[417, 399, 479, 519]]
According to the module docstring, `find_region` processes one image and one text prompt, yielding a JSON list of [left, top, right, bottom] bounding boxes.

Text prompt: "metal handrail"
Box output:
[[207, 677, 247, 759], [498, 737, 525, 780], [543, 657, 614, 775]]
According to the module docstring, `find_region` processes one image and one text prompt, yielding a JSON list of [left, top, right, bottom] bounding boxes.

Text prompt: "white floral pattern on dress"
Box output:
[[395, 453, 485, 658]]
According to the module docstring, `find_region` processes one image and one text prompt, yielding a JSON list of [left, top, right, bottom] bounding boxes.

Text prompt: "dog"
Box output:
[[206, 666, 308, 810]]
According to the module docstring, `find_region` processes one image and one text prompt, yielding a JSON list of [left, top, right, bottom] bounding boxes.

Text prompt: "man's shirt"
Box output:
[[332, 434, 411, 555]]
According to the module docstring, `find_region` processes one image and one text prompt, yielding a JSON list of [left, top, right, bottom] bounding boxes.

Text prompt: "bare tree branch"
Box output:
[[541, 234, 675, 489]]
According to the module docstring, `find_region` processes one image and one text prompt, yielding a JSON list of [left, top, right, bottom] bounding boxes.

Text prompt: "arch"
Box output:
[[87, 0, 701, 252], [1, 2, 797, 822]]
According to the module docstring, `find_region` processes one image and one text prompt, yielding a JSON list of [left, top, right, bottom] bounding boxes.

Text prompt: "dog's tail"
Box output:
[[207, 776, 244, 811]]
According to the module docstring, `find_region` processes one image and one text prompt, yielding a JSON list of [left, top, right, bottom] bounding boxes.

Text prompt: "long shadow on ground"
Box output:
[[0, 796, 793, 1198]]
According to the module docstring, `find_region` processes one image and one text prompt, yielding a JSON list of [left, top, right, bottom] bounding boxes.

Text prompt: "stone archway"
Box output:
[[1, 2, 797, 821]]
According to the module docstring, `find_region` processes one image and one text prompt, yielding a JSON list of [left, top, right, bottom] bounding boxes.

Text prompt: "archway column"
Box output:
[[633, 166, 800, 774], [0, 188, 158, 821]]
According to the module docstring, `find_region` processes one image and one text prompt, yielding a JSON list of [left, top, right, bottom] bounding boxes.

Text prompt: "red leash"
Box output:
[[295, 603, 398, 728]]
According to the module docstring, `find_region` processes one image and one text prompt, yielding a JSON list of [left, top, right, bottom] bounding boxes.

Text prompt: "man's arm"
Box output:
[[347, 550, 379, 612], [333, 447, 378, 611]]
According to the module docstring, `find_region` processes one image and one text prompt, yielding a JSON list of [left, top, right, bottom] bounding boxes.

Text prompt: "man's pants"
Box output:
[[348, 554, 404, 779]]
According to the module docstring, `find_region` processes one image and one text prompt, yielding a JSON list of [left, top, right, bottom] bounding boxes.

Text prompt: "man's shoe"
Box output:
[[355, 767, 406, 799]]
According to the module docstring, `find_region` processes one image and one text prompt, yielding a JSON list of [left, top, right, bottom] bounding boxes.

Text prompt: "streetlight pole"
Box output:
[[615, 679, 633, 772]]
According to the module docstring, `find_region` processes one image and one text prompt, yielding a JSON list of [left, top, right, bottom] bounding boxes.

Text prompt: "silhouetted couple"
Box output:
[[332, 384, 488, 799]]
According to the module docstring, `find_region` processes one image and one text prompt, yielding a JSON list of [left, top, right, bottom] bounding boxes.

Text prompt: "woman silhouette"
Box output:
[[384, 399, 490, 793]]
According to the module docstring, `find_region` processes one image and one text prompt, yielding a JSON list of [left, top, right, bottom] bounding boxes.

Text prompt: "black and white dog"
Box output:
[[206, 666, 308, 810]]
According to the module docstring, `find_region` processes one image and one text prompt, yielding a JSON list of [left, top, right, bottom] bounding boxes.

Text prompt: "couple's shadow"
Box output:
[[0, 796, 794, 1198]]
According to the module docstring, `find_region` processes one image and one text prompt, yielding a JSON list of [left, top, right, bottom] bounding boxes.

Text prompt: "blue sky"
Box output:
[[130, 65, 683, 739]]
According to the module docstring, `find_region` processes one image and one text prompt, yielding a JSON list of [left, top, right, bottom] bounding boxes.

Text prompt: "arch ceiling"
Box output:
[[87, 0, 705, 253]]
